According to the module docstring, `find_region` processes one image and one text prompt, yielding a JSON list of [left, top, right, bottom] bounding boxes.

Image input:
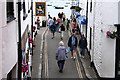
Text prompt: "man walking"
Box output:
[[56, 41, 67, 73], [78, 34, 87, 58], [68, 33, 78, 60], [59, 23, 65, 40]]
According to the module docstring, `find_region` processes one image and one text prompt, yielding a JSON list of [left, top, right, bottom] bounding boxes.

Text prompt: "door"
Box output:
[[116, 27, 120, 79]]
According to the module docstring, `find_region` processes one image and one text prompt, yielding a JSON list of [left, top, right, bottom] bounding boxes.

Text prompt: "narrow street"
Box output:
[[1, 0, 120, 79], [41, 25, 83, 78]]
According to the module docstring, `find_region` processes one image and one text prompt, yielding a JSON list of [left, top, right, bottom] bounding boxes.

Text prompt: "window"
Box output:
[[90, 27, 92, 49], [23, 0, 27, 20], [7, 0, 15, 23], [90, 0, 92, 12]]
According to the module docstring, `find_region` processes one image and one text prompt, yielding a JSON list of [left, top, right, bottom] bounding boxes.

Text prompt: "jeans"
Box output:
[[57, 60, 65, 70], [60, 31, 64, 38], [80, 48, 85, 56], [55, 24, 59, 32]]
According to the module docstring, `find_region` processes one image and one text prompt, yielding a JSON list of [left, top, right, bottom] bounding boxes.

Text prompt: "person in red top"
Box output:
[[72, 20, 77, 33], [55, 18, 60, 32], [36, 17, 41, 30]]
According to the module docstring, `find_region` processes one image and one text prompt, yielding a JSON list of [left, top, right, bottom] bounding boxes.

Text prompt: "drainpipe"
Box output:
[[86, 0, 88, 38], [31, 0, 33, 56], [18, 2, 22, 80]]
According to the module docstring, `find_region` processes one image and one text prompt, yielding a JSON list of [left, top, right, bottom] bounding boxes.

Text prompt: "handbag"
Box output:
[[67, 47, 70, 54], [59, 28, 61, 33]]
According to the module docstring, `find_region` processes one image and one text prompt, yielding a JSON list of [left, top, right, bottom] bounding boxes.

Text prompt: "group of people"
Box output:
[[48, 12, 87, 73], [56, 33, 87, 73], [48, 12, 70, 40]]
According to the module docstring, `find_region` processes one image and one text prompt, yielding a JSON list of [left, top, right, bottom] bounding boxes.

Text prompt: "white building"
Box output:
[[80, 0, 120, 79], [0, 0, 18, 79], [19, 0, 33, 78], [0, 0, 33, 79]]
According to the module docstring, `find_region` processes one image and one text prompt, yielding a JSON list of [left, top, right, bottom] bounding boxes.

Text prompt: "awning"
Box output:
[[70, 6, 76, 9], [70, 6, 82, 10]]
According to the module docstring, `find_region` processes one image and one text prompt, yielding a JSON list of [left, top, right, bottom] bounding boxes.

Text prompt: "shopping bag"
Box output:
[[67, 47, 70, 54], [59, 28, 61, 33]]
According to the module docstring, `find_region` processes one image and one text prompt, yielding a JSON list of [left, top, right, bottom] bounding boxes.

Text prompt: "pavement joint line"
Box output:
[[41, 27, 48, 52], [38, 64, 42, 77], [45, 28, 49, 77], [39, 27, 48, 78], [75, 54, 83, 78]]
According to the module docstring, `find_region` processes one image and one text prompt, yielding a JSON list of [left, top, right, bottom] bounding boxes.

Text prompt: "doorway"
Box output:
[[116, 26, 120, 79]]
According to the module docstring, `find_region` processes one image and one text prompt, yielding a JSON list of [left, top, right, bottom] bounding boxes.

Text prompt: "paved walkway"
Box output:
[[31, 20, 98, 79], [44, 29, 81, 78], [31, 27, 47, 78], [69, 22, 98, 80]]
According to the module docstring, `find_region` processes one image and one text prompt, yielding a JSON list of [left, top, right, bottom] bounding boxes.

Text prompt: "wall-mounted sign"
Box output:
[[72, 1, 78, 6], [35, 2, 46, 16]]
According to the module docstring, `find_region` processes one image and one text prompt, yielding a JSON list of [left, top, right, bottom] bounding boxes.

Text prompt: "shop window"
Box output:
[[7, 1, 15, 23]]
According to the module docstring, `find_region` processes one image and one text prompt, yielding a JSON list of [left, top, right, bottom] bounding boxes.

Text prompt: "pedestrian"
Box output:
[[56, 41, 67, 73], [55, 18, 60, 32], [62, 13, 65, 22], [36, 17, 41, 30], [72, 20, 77, 33], [58, 12, 60, 18], [49, 17, 55, 39], [59, 12, 63, 22], [48, 12, 51, 20], [49, 17, 54, 27], [68, 33, 78, 60], [50, 23, 56, 39], [59, 23, 65, 40], [65, 18, 70, 30], [78, 34, 87, 58], [53, 17, 56, 22]]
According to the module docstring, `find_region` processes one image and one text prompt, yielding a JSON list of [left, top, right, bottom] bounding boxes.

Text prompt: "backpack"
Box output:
[[55, 21, 58, 24]]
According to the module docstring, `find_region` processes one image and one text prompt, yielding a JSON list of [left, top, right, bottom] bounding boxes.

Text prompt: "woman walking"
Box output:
[[56, 41, 67, 73], [50, 23, 56, 39], [55, 18, 60, 32]]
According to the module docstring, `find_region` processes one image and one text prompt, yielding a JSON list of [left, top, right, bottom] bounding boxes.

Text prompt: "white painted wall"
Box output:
[[0, 1, 2, 79], [0, 0, 18, 78], [2, 21, 18, 78], [79, 0, 87, 16], [86, 0, 118, 78], [20, 0, 32, 78], [94, 2, 117, 78]]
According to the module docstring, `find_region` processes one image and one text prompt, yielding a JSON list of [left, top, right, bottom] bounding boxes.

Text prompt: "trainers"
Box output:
[[82, 56, 84, 58], [71, 56, 73, 59], [59, 69, 63, 73], [73, 57, 76, 60]]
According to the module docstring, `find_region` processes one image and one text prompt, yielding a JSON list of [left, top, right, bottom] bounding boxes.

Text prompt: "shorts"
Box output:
[[70, 46, 76, 51]]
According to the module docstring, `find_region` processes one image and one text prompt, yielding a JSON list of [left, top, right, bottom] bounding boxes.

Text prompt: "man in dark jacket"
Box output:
[[59, 23, 65, 40], [68, 33, 78, 60], [78, 34, 87, 58]]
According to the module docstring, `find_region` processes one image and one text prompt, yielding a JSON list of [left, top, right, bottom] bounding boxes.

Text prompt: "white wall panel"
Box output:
[[2, 21, 17, 78], [0, 0, 2, 79]]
